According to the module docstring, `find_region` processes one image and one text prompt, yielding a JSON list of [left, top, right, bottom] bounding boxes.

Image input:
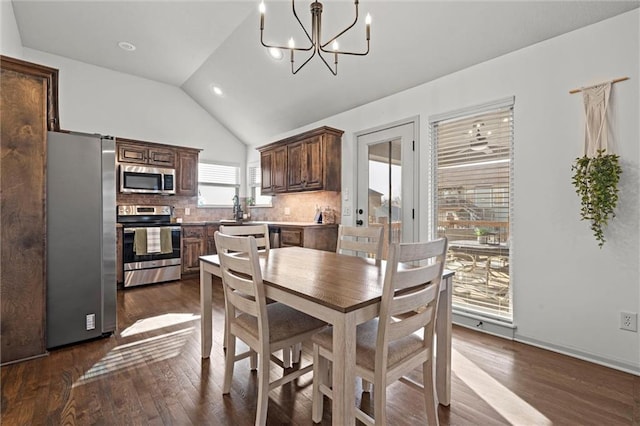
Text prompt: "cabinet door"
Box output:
[[281, 228, 303, 247], [182, 238, 204, 274], [118, 143, 147, 164], [260, 150, 274, 194], [261, 147, 287, 194], [206, 224, 219, 255], [176, 150, 198, 196], [272, 146, 287, 193], [287, 136, 323, 192], [148, 148, 175, 168], [1, 60, 49, 362], [287, 141, 305, 191], [303, 136, 323, 190]]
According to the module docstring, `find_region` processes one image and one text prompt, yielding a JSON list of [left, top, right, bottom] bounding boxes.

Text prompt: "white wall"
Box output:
[[0, 1, 22, 57], [251, 10, 640, 373], [1, 2, 246, 167]]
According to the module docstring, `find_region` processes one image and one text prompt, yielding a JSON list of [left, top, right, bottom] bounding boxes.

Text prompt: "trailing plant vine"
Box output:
[[571, 149, 622, 248]]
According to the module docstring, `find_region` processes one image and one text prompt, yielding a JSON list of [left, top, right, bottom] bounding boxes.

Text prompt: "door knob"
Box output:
[[356, 219, 364, 226]]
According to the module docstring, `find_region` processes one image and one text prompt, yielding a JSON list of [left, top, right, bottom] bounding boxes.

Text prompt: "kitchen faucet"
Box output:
[[232, 195, 243, 221]]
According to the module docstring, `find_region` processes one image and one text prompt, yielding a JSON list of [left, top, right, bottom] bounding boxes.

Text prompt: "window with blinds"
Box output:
[[432, 101, 513, 320], [248, 164, 272, 206], [197, 162, 240, 206]]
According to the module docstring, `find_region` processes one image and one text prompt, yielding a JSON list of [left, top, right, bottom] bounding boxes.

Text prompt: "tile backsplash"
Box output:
[[116, 191, 341, 223], [116, 193, 229, 222], [249, 191, 341, 223]]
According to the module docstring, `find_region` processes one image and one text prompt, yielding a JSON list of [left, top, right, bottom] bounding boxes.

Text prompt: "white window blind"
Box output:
[[432, 102, 513, 320], [199, 163, 239, 186], [198, 162, 240, 206]]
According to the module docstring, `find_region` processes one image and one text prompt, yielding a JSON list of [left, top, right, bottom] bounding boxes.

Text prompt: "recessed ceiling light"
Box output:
[[118, 41, 136, 52], [210, 84, 224, 97], [268, 47, 283, 61]]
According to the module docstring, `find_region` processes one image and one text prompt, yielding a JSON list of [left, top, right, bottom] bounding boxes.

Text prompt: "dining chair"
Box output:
[[214, 231, 327, 426], [311, 237, 448, 425], [335, 224, 385, 391], [336, 224, 384, 265], [219, 224, 302, 365]]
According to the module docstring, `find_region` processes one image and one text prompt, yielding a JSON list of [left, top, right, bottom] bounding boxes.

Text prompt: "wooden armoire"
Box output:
[[0, 55, 59, 364]]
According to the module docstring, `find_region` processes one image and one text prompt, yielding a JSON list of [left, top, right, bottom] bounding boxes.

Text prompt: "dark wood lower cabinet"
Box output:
[[206, 224, 219, 255], [181, 225, 206, 275], [179, 223, 336, 276], [279, 225, 337, 252]]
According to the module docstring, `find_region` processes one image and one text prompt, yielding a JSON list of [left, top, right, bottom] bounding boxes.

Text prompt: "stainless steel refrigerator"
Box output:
[[46, 131, 116, 348]]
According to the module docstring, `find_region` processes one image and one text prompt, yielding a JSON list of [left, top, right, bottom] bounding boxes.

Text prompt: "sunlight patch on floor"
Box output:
[[119, 313, 200, 337], [453, 348, 551, 425], [73, 327, 193, 387]]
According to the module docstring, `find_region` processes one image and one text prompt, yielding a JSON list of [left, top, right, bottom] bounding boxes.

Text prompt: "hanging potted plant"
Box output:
[[571, 149, 622, 248], [570, 81, 624, 248]]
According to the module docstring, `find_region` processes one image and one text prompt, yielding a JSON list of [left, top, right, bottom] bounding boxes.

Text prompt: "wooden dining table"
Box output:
[[200, 246, 454, 425]]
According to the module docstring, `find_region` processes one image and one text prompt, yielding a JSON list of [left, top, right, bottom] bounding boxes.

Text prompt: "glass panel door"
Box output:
[[357, 122, 415, 259]]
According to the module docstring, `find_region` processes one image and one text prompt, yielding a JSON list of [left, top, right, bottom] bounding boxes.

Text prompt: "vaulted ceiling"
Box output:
[[11, 0, 639, 144]]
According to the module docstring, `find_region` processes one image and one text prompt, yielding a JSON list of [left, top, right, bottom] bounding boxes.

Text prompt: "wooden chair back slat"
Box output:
[[220, 224, 270, 252], [336, 225, 384, 265]]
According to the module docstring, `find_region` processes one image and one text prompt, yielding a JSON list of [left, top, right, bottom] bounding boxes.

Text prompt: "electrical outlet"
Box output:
[[284, 207, 290, 216], [620, 312, 637, 332], [343, 206, 351, 216], [185, 207, 190, 216], [86, 313, 96, 330]]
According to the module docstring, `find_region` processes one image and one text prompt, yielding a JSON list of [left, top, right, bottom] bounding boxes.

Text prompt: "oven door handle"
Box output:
[[123, 226, 182, 234]]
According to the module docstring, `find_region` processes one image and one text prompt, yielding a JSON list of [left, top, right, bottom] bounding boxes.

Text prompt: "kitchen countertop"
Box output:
[[180, 220, 337, 228]]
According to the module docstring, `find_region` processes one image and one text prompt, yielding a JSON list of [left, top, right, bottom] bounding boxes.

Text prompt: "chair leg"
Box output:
[[292, 342, 302, 364], [373, 378, 387, 426], [250, 350, 258, 370], [283, 347, 291, 368], [423, 359, 439, 426], [311, 344, 325, 423], [222, 335, 236, 394], [255, 351, 270, 426]]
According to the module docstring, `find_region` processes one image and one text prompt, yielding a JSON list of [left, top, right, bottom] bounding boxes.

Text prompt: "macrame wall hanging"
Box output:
[[570, 77, 627, 248]]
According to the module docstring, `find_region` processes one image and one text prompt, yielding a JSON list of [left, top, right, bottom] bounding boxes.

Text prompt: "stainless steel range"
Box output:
[[117, 205, 181, 288]]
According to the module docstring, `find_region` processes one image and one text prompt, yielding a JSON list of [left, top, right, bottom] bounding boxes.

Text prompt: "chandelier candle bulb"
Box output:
[[259, 2, 265, 28], [366, 13, 371, 40]]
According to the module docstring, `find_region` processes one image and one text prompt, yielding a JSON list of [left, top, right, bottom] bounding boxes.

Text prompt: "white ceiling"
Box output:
[[11, 0, 639, 145]]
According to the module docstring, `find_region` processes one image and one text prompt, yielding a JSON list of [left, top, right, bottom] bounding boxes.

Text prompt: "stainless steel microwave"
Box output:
[[120, 165, 176, 195]]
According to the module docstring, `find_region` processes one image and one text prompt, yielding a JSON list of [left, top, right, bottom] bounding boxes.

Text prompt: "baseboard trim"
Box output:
[[452, 310, 516, 339], [452, 311, 640, 376], [514, 334, 640, 376]]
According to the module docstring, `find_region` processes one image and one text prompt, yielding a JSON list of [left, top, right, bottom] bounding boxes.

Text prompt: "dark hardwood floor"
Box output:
[[2, 276, 638, 425]]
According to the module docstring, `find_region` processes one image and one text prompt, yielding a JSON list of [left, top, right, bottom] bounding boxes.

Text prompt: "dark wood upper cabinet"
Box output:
[[258, 126, 343, 194], [117, 139, 176, 168], [287, 135, 324, 191], [260, 146, 287, 195], [176, 149, 199, 196], [115, 138, 200, 197]]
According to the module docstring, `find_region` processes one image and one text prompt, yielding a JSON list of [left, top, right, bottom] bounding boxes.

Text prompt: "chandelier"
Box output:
[[259, 0, 371, 76]]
